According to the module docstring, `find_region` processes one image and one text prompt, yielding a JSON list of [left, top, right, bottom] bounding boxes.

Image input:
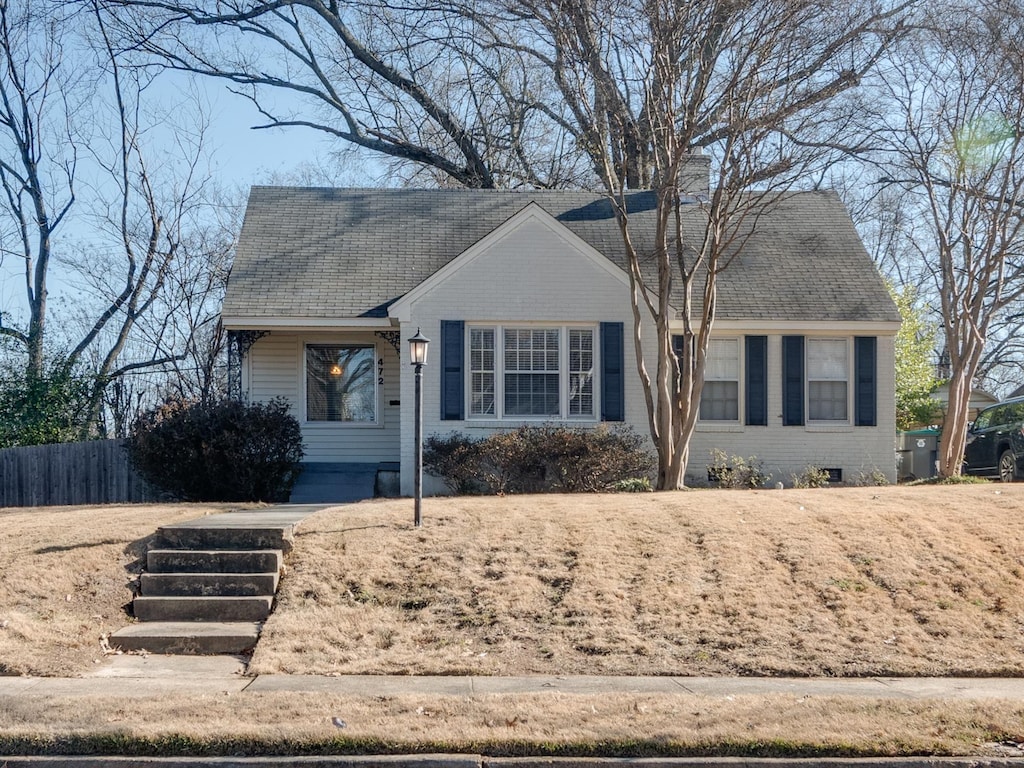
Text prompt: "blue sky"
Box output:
[[0, 71, 382, 328]]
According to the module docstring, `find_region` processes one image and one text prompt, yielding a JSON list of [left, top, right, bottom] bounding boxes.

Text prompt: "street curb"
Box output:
[[3, 757, 1024, 767], [488, 760, 1024, 768], [0, 754, 479, 767]]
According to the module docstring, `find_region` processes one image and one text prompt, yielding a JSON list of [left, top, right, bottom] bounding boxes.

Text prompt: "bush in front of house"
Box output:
[[791, 464, 832, 489], [424, 425, 654, 495], [707, 449, 771, 488], [127, 397, 304, 502]]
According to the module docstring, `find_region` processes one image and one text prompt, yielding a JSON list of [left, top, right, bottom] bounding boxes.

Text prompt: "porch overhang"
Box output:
[[222, 316, 397, 332]]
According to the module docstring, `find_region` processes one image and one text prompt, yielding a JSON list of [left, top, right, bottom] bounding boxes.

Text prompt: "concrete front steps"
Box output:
[[110, 507, 320, 655]]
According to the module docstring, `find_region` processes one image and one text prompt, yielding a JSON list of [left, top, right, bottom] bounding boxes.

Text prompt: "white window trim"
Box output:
[[697, 336, 743, 425], [466, 323, 600, 421], [302, 341, 382, 428], [806, 337, 852, 425]]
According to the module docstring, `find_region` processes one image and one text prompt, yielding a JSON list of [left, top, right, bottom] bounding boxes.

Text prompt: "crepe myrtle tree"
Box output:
[[502, 0, 912, 487], [868, 0, 1024, 477], [107, 0, 912, 487]]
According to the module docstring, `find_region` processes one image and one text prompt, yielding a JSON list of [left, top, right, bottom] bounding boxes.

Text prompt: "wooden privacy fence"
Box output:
[[0, 439, 158, 507]]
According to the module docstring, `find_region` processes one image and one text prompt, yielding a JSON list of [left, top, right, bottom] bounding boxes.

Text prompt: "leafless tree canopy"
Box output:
[[104, 0, 914, 485], [856, 0, 1024, 475], [0, 0, 233, 440]]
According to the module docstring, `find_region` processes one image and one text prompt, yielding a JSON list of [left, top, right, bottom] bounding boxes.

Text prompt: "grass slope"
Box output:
[[3, 487, 1024, 757], [0, 503, 246, 676], [251, 486, 1024, 677]]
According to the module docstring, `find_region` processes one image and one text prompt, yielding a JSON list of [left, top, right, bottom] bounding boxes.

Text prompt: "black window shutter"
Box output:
[[440, 321, 464, 420], [855, 336, 877, 427], [782, 335, 804, 426], [601, 322, 625, 422], [745, 335, 768, 426]]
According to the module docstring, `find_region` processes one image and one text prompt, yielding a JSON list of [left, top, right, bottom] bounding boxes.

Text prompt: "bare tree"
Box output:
[[496, 0, 911, 487], [104, 0, 590, 188], [869, 0, 1024, 477], [107, 0, 911, 487], [0, 0, 230, 441]]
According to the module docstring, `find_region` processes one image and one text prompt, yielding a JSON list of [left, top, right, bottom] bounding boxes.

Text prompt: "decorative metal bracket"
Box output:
[[375, 330, 402, 358], [227, 330, 270, 400], [231, 330, 270, 359]]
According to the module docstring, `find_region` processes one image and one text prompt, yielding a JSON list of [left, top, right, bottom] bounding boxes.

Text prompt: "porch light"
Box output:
[[408, 327, 430, 527], [408, 327, 430, 366]]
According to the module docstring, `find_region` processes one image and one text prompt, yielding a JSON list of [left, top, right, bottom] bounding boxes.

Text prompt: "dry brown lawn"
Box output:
[[251, 485, 1024, 677], [0, 503, 249, 676], [4, 488, 1024, 756], [2, 691, 1024, 757], [3, 486, 1024, 682]]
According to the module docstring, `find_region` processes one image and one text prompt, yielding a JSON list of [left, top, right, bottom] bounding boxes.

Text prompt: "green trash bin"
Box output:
[[897, 429, 939, 481]]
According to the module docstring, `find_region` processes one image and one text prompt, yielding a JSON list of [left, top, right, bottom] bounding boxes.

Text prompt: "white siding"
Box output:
[[399, 213, 654, 495], [687, 334, 898, 485], [248, 331, 401, 464], [398, 211, 898, 492]]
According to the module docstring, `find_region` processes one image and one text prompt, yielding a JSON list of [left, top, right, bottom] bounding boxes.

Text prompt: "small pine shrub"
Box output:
[[127, 397, 304, 502], [792, 465, 831, 489], [424, 425, 654, 494], [707, 449, 771, 489], [852, 467, 890, 486]]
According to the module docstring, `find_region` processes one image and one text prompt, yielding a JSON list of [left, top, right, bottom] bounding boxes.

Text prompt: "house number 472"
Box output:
[[378, 357, 384, 385]]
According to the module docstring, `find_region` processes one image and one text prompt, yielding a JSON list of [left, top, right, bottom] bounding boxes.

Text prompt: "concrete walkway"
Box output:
[[1, 654, 1022, 700]]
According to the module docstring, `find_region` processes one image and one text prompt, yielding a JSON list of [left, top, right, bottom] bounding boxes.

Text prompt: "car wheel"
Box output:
[[998, 450, 1017, 483]]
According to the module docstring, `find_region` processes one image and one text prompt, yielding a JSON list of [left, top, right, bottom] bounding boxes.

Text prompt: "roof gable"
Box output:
[[389, 202, 633, 322]]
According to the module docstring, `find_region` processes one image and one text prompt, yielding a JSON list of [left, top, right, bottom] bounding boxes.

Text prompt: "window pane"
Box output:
[[808, 339, 848, 379], [700, 339, 739, 420], [808, 339, 848, 421], [505, 373, 560, 416], [705, 338, 739, 381], [470, 328, 496, 416], [471, 373, 495, 416], [809, 380, 848, 420], [700, 380, 739, 421], [568, 329, 594, 416], [306, 345, 376, 422], [502, 328, 560, 417]]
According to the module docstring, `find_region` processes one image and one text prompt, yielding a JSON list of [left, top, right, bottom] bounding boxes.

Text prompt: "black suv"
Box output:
[[963, 396, 1024, 482]]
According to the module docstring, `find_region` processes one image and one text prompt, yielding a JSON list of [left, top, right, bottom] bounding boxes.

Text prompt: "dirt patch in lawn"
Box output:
[[0, 503, 249, 676], [250, 485, 1024, 677]]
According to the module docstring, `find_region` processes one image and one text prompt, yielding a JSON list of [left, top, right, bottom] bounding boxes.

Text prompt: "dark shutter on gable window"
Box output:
[[745, 335, 768, 426], [600, 322, 624, 422], [440, 321, 464, 420], [855, 336, 877, 427], [782, 335, 805, 426]]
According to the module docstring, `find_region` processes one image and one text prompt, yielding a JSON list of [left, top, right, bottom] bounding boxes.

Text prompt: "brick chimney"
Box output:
[[678, 153, 711, 199]]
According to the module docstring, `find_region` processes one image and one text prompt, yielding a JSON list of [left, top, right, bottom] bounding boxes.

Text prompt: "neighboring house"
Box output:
[[223, 172, 900, 498], [931, 382, 1000, 427]]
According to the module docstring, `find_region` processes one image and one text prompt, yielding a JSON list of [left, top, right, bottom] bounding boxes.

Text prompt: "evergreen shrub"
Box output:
[[127, 397, 304, 502]]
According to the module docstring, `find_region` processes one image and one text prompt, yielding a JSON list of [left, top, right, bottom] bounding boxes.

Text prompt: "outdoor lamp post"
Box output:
[[408, 328, 430, 527]]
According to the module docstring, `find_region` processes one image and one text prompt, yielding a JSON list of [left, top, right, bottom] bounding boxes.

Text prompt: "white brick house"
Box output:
[[223, 180, 900, 499]]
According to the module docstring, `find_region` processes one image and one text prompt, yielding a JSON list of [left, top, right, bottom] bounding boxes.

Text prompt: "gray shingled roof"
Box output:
[[224, 187, 899, 324]]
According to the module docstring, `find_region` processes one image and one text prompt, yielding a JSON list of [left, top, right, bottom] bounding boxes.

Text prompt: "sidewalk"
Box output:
[[1, 654, 1022, 700]]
